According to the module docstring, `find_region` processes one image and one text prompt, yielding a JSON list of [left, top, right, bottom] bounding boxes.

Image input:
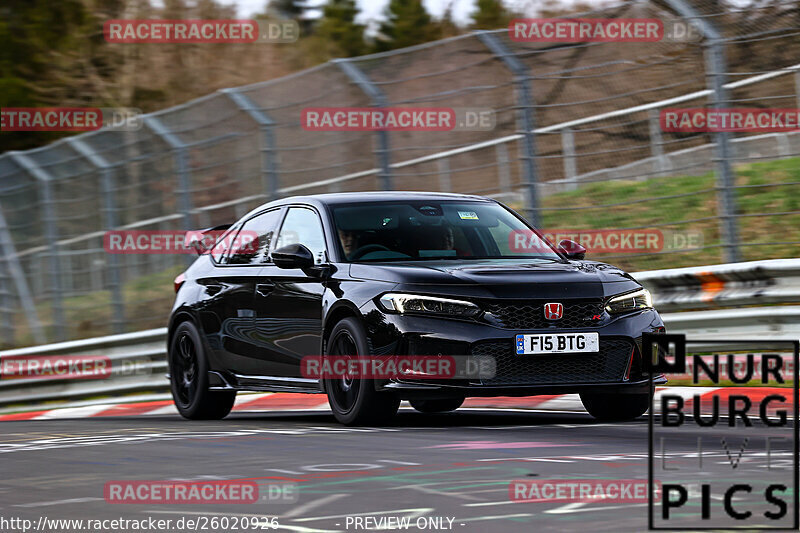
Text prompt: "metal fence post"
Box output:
[[795, 68, 800, 109], [664, 0, 741, 262], [648, 109, 670, 177], [144, 117, 195, 268], [496, 143, 512, 195], [67, 138, 126, 335], [477, 31, 541, 226], [144, 117, 194, 232], [8, 152, 67, 341], [334, 59, 393, 191], [221, 88, 280, 200], [0, 174, 46, 345], [561, 129, 577, 190], [0, 255, 14, 347]]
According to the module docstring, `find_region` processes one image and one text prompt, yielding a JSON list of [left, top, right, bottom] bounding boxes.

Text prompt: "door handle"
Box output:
[[256, 283, 274, 297]]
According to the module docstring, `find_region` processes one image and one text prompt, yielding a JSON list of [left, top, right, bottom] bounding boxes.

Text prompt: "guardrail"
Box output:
[[0, 328, 168, 407], [635, 258, 800, 311], [1, 258, 798, 409]]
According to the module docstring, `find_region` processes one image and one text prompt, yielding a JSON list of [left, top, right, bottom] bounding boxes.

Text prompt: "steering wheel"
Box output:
[[349, 244, 392, 260]]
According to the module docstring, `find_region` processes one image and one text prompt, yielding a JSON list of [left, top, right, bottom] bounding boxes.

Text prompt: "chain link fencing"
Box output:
[[1, 0, 799, 347]]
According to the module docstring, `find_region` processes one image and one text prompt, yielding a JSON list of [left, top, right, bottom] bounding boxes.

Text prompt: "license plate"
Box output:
[[515, 333, 599, 355]]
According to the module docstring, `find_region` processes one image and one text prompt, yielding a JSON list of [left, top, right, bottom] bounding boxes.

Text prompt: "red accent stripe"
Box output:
[[699, 387, 793, 406], [463, 395, 560, 409], [92, 400, 176, 417], [234, 393, 329, 410], [0, 410, 49, 421], [624, 347, 635, 381], [0, 388, 792, 421]]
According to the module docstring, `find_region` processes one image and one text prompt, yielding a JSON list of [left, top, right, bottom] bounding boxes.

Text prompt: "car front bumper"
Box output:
[[359, 301, 666, 397]]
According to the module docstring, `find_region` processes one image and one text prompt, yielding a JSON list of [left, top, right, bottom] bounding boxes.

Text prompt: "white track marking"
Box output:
[[33, 406, 110, 419], [292, 508, 434, 523], [14, 497, 104, 507], [145, 404, 180, 415], [654, 386, 719, 408], [282, 494, 350, 519], [233, 393, 273, 406], [463, 500, 517, 507], [147, 511, 339, 532], [399, 484, 482, 501], [544, 502, 588, 514], [532, 394, 583, 411], [545, 502, 648, 514], [456, 513, 534, 522]]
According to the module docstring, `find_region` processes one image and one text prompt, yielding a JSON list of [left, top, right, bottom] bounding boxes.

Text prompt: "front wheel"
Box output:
[[169, 321, 236, 420], [580, 390, 652, 421], [323, 318, 400, 426]]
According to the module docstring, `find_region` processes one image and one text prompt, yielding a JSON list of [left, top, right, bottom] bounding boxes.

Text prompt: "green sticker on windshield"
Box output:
[[458, 211, 479, 220]]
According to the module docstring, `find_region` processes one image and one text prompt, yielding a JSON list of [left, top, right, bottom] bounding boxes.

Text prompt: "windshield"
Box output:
[[331, 200, 562, 262]]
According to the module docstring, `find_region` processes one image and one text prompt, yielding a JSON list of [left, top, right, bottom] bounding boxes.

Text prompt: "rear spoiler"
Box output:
[[184, 223, 233, 255]]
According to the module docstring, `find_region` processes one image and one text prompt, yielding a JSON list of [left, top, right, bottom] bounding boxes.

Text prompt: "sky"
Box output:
[[227, 0, 496, 26]]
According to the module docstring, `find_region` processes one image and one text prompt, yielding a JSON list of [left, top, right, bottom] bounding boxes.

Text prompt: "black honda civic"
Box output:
[[168, 192, 666, 425]]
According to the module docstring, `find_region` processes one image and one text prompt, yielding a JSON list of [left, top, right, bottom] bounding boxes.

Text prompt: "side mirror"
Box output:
[[558, 239, 586, 260], [272, 243, 315, 270]]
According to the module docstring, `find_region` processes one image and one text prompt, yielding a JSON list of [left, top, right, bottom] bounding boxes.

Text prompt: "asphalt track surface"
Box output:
[[0, 405, 796, 533]]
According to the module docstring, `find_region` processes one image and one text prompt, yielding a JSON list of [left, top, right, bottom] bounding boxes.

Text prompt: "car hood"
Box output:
[[348, 259, 639, 299]]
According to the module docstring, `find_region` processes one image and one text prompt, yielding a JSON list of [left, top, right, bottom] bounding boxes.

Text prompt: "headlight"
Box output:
[[378, 293, 481, 318], [605, 288, 653, 315]]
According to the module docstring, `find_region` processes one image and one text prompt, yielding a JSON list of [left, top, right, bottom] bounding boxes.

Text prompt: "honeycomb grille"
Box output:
[[483, 300, 605, 330], [472, 338, 634, 386]]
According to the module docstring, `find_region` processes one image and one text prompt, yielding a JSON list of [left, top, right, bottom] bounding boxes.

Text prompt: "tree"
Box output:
[[0, 0, 97, 150], [437, 1, 461, 38], [316, 0, 366, 57], [470, 0, 512, 30], [374, 0, 441, 52], [270, 0, 306, 19]]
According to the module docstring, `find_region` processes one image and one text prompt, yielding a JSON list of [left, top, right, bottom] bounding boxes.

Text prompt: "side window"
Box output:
[[209, 225, 239, 264], [275, 207, 327, 264], [227, 209, 282, 265]]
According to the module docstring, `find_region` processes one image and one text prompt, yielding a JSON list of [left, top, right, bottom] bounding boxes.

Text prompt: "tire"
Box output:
[[323, 317, 400, 426], [580, 390, 652, 421], [169, 321, 236, 420], [410, 397, 464, 413]]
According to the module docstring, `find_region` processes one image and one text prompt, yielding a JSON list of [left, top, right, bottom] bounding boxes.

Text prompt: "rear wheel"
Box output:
[[580, 390, 652, 421], [323, 318, 400, 426], [410, 397, 464, 413], [169, 322, 236, 420]]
